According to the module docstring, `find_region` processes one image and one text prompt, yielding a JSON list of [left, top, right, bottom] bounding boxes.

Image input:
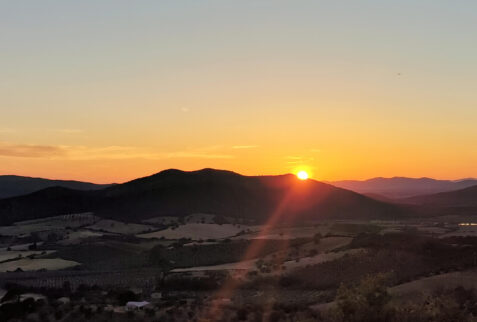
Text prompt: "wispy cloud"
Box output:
[[232, 145, 259, 149], [64, 146, 150, 160], [0, 142, 66, 158], [0, 128, 15, 134], [164, 151, 233, 159], [51, 129, 84, 134], [0, 142, 233, 160], [285, 156, 303, 160], [165, 145, 233, 159], [286, 160, 301, 164], [65, 146, 234, 160], [284, 155, 315, 164]]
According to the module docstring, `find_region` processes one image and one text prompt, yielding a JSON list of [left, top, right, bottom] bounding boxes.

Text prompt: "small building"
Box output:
[[57, 297, 70, 305], [19, 293, 46, 302], [125, 301, 150, 311]]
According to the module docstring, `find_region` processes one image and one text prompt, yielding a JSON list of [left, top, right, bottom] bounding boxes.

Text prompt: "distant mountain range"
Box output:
[[330, 177, 477, 199], [0, 175, 114, 199], [0, 169, 407, 225]]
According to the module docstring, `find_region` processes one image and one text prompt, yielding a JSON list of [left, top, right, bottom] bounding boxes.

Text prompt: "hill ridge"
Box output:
[[0, 168, 407, 225]]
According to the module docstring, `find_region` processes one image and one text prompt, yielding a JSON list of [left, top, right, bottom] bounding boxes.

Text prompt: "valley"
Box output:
[[1, 169, 477, 321]]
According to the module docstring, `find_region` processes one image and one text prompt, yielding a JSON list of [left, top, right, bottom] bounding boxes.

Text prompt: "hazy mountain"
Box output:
[[330, 177, 477, 199], [400, 184, 477, 217], [0, 168, 408, 225], [404, 184, 477, 207], [362, 193, 399, 203], [0, 175, 114, 199]]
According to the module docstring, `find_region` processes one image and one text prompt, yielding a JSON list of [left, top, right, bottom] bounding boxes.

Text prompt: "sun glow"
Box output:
[[297, 170, 309, 180]]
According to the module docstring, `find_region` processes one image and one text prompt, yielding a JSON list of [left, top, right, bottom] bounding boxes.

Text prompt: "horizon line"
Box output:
[[1, 168, 476, 185]]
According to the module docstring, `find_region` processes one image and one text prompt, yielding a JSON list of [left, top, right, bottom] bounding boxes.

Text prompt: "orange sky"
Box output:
[[1, 1, 476, 183]]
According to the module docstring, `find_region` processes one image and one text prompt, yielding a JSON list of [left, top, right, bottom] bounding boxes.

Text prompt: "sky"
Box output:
[[1, 0, 476, 183]]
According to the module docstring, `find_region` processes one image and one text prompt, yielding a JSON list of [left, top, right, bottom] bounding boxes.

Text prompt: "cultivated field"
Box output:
[[2, 213, 477, 322], [138, 223, 256, 240], [0, 213, 99, 237], [0, 258, 79, 272], [86, 219, 154, 235], [57, 230, 105, 245], [390, 269, 477, 303], [0, 250, 55, 262]]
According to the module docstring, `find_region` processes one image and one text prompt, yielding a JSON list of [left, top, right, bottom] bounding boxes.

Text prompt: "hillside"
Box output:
[[400, 185, 477, 217], [0, 169, 408, 225], [0, 175, 113, 199], [330, 177, 477, 199], [0, 187, 100, 225], [404, 185, 477, 207]]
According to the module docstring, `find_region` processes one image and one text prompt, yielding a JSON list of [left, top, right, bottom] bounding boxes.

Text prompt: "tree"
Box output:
[[117, 290, 138, 306], [213, 215, 228, 225], [313, 233, 322, 245], [331, 273, 392, 322], [149, 246, 173, 286]]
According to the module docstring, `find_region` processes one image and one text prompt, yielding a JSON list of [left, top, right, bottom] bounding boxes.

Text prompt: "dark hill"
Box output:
[[0, 169, 409, 225], [0, 187, 99, 225], [0, 175, 113, 199], [404, 185, 477, 207], [402, 185, 477, 217]]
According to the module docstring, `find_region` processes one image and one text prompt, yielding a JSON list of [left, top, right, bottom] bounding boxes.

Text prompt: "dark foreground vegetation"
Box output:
[[322, 274, 477, 322], [3, 273, 477, 322], [3, 229, 477, 321]]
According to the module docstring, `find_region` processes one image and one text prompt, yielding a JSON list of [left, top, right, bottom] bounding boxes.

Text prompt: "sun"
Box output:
[[297, 170, 309, 180]]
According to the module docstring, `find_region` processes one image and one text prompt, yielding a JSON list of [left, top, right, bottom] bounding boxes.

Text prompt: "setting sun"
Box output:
[[297, 171, 309, 180]]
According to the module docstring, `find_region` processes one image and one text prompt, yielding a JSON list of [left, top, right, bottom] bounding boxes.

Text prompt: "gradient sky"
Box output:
[[1, 0, 476, 183]]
